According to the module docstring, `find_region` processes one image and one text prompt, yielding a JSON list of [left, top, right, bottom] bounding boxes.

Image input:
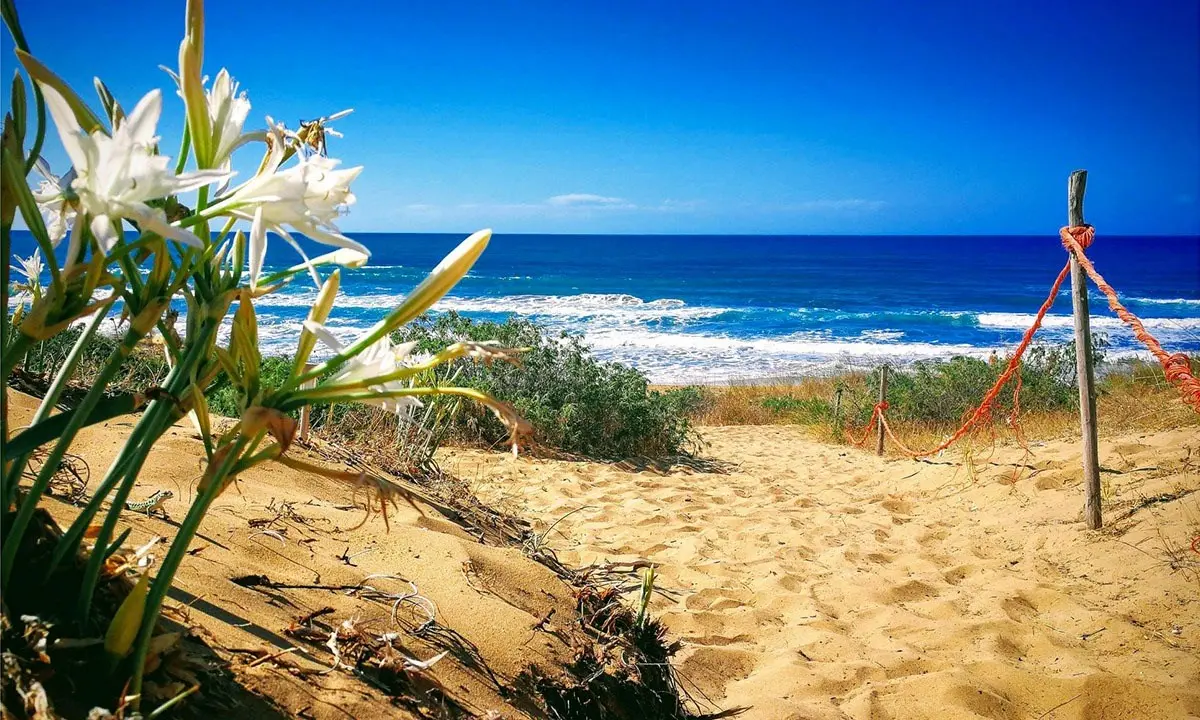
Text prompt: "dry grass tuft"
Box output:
[[676, 364, 1200, 461]]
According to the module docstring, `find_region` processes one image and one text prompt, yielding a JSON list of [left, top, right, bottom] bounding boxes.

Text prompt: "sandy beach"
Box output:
[[11, 389, 1200, 719], [454, 425, 1200, 719]]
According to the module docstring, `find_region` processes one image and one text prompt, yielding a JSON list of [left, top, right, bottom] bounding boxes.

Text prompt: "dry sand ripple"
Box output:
[[452, 425, 1200, 720]]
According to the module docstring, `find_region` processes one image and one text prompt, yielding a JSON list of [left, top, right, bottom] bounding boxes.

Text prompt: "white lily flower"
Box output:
[[31, 159, 77, 246], [206, 69, 254, 169], [10, 250, 45, 303], [208, 121, 367, 288], [161, 66, 257, 174], [303, 320, 422, 416], [39, 83, 229, 255]]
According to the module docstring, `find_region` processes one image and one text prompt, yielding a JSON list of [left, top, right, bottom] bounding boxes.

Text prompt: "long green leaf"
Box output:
[[10, 72, 26, 144], [16, 50, 105, 134], [4, 392, 147, 457], [1, 123, 60, 287]]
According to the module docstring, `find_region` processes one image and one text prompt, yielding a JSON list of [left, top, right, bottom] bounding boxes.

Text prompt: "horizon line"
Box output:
[[335, 231, 1200, 238]]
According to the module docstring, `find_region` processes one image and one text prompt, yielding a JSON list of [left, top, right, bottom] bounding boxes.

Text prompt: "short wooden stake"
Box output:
[[833, 386, 843, 432], [1067, 170, 1102, 529], [298, 363, 316, 444], [876, 365, 889, 457]]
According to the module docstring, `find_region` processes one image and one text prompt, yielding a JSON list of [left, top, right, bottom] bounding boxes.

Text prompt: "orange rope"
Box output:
[[847, 224, 1199, 459], [863, 256, 1074, 458], [844, 401, 887, 447], [1059, 227, 1200, 413]]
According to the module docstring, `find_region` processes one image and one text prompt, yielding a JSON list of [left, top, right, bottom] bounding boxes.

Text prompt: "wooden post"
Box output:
[[833, 386, 843, 431], [1067, 170, 1102, 529], [298, 362, 316, 444], [876, 365, 889, 457]]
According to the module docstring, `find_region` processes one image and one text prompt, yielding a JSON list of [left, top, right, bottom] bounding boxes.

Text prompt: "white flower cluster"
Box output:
[[31, 67, 364, 285]]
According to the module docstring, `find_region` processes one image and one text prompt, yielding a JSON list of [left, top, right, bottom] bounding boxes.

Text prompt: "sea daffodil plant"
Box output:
[[0, 0, 525, 711]]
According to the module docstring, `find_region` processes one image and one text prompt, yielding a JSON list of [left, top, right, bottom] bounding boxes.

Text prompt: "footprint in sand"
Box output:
[[942, 563, 979, 585], [880, 496, 915, 515], [885, 579, 942, 604], [685, 587, 752, 612], [677, 646, 758, 702], [1000, 594, 1037, 622]]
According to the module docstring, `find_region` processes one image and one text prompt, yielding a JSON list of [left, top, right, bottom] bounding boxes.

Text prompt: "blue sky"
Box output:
[[3, 0, 1198, 235]]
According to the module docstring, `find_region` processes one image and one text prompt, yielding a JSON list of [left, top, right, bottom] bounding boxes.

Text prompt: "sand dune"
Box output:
[[452, 425, 1200, 719], [11, 392, 588, 719]]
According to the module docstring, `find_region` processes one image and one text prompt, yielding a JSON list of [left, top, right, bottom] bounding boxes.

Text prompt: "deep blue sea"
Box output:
[[11, 232, 1200, 383]]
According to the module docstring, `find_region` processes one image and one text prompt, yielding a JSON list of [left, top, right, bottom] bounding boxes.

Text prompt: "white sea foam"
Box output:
[[256, 291, 731, 323], [164, 284, 1200, 384], [578, 328, 990, 382], [1127, 296, 1200, 306], [860, 329, 906, 341], [976, 313, 1200, 331]]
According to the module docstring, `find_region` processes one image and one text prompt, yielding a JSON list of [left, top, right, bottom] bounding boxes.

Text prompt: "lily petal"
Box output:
[[122, 89, 163, 147], [90, 215, 117, 254], [249, 206, 267, 288], [38, 83, 87, 171], [302, 320, 345, 354], [127, 204, 206, 248]]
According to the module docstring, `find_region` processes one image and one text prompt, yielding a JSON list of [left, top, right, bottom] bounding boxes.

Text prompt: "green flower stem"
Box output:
[[1, 120, 59, 289], [2, 307, 107, 509], [32, 309, 108, 424], [46, 313, 217, 577], [7, 392, 147, 460], [70, 317, 219, 623], [1, 220, 10, 494], [23, 80, 45, 177], [287, 385, 493, 413], [113, 227, 145, 299], [212, 217, 236, 249], [196, 185, 210, 221], [0, 0, 30, 58], [0, 0, 45, 176], [1, 325, 147, 587], [1, 333, 31, 386], [173, 121, 191, 175], [128, 432, 251, 709]]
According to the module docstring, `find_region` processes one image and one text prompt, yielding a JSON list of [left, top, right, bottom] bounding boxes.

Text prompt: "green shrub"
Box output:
[[837, 334, 1110, 425], [393, 312, 703, 459], [205, 356, 294, 419], [21, 325, 170, 396], [759, 395, 832, 423]]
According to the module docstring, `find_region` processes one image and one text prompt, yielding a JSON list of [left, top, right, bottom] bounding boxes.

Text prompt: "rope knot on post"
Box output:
[[1059, 225, 1095, 250]]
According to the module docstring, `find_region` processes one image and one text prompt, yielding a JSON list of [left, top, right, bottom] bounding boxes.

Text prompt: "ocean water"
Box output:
[[10, 232, 1200, 383]]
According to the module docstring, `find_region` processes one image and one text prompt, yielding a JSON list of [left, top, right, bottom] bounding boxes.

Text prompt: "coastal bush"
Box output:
[[684, 334, 1158, 443], [17, 314, 708, 466], [759, 395, 832, 423], [844, 334, 1110, 425], [394, 312, 705, 459], [20, 325, 170, 395]]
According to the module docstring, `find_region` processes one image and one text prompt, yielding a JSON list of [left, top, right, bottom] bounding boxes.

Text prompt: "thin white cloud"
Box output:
[[389, 195, 704, 226], [655, 199, 704, 212], [786, 199, 887, 212], [545, 193, 631, 208]]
